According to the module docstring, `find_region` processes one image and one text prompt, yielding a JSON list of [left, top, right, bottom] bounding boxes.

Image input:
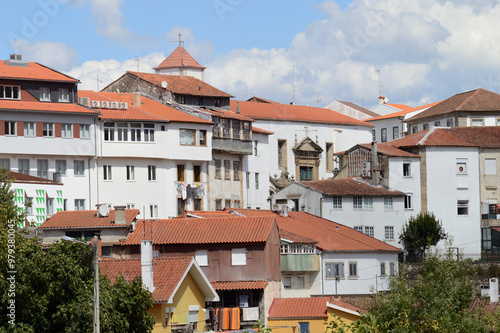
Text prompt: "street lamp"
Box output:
[[62, 235, 100, 333]]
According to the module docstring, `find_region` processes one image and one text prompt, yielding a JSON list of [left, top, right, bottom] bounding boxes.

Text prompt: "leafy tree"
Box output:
[[0, 170, 155, 332], [399, 211, 447, 262]]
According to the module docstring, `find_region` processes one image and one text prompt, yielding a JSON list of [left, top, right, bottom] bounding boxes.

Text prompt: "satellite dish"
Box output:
[[384, 97, 389, 103], [98, 204, 110, 217], [287, 200, 295, 210], [161, 81, 168, 88]]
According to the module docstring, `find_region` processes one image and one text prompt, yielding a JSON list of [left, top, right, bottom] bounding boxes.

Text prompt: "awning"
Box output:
[[210, 281, 268, 291]]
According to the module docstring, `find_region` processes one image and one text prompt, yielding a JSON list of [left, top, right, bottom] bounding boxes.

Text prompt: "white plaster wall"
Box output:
[[388, 158, 422, 222], [155, 68, 204, 81], [243, 132, 271, 209], [370, 104, 402, 116], [208, 153, 245, 210], [369, 118, 404, 142], [280, 271, 319, 298], [467, 115, 499, 126], [12, 182, 64, 226]]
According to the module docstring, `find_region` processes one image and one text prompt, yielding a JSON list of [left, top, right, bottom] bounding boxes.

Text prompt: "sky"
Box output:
[[1, 0, 500, 109]]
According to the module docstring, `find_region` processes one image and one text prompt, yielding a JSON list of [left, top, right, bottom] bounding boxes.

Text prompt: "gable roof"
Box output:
[[0, 60, 78, 82], [268, 297, 366, 319], [211, 280, 269, 291], [154, 46, 206, 71], [408, 88, 500, 121], [78, 90, 212, 124], [366, 101, 441, 122], [246, 96, 280, 104], [229, 100, 374, 128], [5, 171, 62, 185], [0, 100, 98, 115], [301, 178, 404, 196], [39, 209, 139, 229], [347, 143, 420, 158], [99, 256, 219, 303], [124, 71, 233, 98], [124, 216, 277, 245], [335, 101, 380, 118]]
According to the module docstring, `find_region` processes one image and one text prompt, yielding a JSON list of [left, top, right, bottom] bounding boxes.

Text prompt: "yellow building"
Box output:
[[268, 297, 365, 333]]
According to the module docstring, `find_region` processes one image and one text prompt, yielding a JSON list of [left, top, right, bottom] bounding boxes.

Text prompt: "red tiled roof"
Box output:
[[0, 100, 98, 114], [210, 280, 268, 291], [124, 216, 277, 245], [99, 256, 193, 303], [198, 106, 255, 122], [6, 171, 62, 185], [268, 297, 332, 319], [0, 60, 78, 82], [78, 90, 212, 124], [366, 101, 440, 121], [229, 100, 373, 128], [246, 96, 280, 104], [409, 88, 500, 121], [252, 126, 274, 135], [280, 229, 318, 244], [391, 127, 500, 148], [386, 103, 412, 111], [328, 298, 367, 314], [126, 71, 233, 98], [39, 209, 139, 229], [155, 46, 206, 70], [354, 143, 420, 158], [301, 178, 404, 196]]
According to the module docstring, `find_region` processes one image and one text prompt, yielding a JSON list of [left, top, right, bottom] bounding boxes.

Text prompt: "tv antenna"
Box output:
[[291, 65, 296, 104], [316, 95, 321, 106], [94, 74, 103, 91], [132, 57, 140, 92]]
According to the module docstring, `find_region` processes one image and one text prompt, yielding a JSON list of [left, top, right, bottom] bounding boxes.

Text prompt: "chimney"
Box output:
[[114, 205, 126, 224], [378, 96, 386, 105], [236, 101, 240, 114], [141, 240, 156, 293], [490, 278, 499, 303], [371, 142, 381, 186], [133, 92, 141, 107]]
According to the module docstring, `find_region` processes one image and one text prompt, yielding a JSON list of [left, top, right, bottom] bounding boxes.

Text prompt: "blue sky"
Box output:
[[1, 0, 500, 109]]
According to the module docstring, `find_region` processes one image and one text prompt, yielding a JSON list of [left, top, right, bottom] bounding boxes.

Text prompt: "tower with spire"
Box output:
[[154, 45, 206, 81]]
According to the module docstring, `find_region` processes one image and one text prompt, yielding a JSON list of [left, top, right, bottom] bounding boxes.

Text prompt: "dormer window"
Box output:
[[0, 85, 20, 99], [40, 87, 50, 101], [58, 88, 69, 102]]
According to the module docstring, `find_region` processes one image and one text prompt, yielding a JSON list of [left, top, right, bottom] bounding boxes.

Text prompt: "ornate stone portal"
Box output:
[[292, 136, 323, 181]]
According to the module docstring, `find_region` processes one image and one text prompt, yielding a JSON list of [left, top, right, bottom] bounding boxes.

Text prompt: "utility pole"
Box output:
[[94, 235, 100, 333]]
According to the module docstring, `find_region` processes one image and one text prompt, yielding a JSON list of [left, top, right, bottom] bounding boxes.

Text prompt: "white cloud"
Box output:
[[10, 39, 78, 71]]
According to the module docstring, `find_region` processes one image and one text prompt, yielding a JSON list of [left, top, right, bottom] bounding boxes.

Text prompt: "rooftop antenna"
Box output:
[[375, 69, 382, 97], [316, 95, 321, 107], [291, 65, 296, 104], [133, 57, 140, 92], [94, 74, 103, 91], [169, 32, 185, 69]]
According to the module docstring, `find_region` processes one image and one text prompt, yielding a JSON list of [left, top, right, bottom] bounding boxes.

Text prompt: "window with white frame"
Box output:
[[104, 122, 115, 141], [40, 87, 50, 101], [404, 194, 413, 209], [0, 85, 20, 99], [423, 123, 429, 130], [384, 197, 393, 210], [296, 274, 305, 289], [61, 123, 73, 138], [471, 118, 484, 127], [363, 197, 373, 210], [349, 262, 357, 278], [385, 226, 394, 240], [283, 275, 291, 289], [188, 306, 198, 331], [37, 159, 48, 178], [457, 159, 467, 174], [74, 199, 85, 210], [103, 165, 112, 180], [43, 123, 54, 137], [325, 262, 344, 278], [180, 129, 196, 145], [403, 162, 411, 177], [332, 196, 342, 209], [80, 124, 90, 139], [353, 196, 363, 210], [130, 123, 141, 141], [364, 226, 374, 237], [143, 123, 154, 142], [354, 226, 363, 232], [58, 88, 69, 102], [150, 204, 158, 218], [24, 122, 35, 137], [380, 262, 386, 277], [224, 160, 231, 180], [233, 161, 240, 181], [231, 248, 246, 266], [18, 159, 29, 174], [5, 121, 16, 136], [116, 122, 128, 141], [255, 173, 259, 189], [55, 160, 66, 176], [74, 160, 84, 176], [381, 128, 387, 142], [434, 120, 441, 127], [485, 158, 497, 175], [457, 200, 469, 215], [393, 126, 399, 140], [0, 159, 10, 170], [195, 250, 208, 266], [126, 165, 135, 180], [126, 204, 135, 209], [411, 125, 418, 134], [148, 165, 156, 181], [46, 198, 54, 216]]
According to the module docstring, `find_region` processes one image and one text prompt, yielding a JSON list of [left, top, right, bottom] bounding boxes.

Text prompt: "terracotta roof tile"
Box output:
[[99, 256, 193, 303], [210, 280, 268, 290], [385, 103, 413, 111], [391, 127, 500, 148], [124, 216, 276, 245], [0, 100, 98, 114], [268, 297, 332, 319], [355, 143, 420, 158], [280, 229, 318, 244], [6, 171, 62, 185], [409, 88, 500, 121], [39, 209, 139, 229], [0, 60, 78, 82], [301, 178, 405, 196], [252, 126, 274, 135], [155, 46, 206, 70], [198, 106, 255, 122], [246, 96, 280, 104], [230, 100, 373, 128], [78, 90, 212, 124]]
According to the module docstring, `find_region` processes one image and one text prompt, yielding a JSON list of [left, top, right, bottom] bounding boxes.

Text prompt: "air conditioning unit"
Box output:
[[362, 170, 372, 178], [110, 101, 119, 109], [91, 100, 100, 108], [119, 102, 128, 109], [101, 101, 109, 108], [78, 97, 90, 106]]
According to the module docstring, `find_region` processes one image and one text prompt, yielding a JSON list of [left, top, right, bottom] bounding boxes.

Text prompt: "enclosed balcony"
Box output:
[[280, 243, 320, 272]]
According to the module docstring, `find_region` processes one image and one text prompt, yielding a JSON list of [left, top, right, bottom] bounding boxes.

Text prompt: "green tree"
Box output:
[[0, 170, 155, 332], [399, 211, 447, 262]]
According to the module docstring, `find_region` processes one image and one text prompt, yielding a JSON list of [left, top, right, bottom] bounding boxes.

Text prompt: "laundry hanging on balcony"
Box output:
[[175, 183, 205, 199]]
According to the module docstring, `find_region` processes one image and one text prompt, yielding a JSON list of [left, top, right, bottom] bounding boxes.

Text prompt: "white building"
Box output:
[[324, 100, 379, 121]]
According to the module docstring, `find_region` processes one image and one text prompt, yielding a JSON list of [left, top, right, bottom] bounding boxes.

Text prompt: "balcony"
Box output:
[[281, 253, 320, 272], [212, 138, 252, 155], [481, 214, 500, 227]]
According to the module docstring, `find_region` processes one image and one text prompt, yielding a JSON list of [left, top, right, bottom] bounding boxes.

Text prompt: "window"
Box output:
[[149, 204, 158, 218], [354, 226, 363, 232], [215, 199, 222, 211], [299, 166, 312, 181], [384, 197, 393, 210], [104, 122, 115, 141], [231, 248, 246, 266], [61, 123, 72, 138], [246, 172, 250, 189], [126, 204, 135, 209], [254, 140, 258, 156], [296, 275, 305, 289], [55, 160, 66, 176], [325, 262, 344, 278], [364, 226, 374, 237], [74, 160, 84, 176], [353, 196, 363, 210], [18, 159, 29, 174], [363, 197, 373, 210], [148, 165, 157, 181], [485, 158, 497, 175], [457, 200, 468, 215], [40, 87, 50, 101], [381, 128, 387, 142], [446, 118, 453, 127], [371, 129, 376, 141], [411, 125, 418, 134], [332, 196, 342, 209], [80, 124, 90, 139], [278, 139, 287, 168], [5, 121, 16, 136], [188, 308, 198, 331], [433, 121, 440, 127], [389, 262, 396, 276], [103, 165, 112, 180], [179, 96, 186, 104], [177, 165, 184, 182], [385, 226, 394, 240], [404, 193, 413, 209], [215, 160, 221, 179], [380, 262, 386, 277], [117, 122, 128, 141], [177, 198, 185, 216], [326, 142, 334, 170], [0, 159, 10, 170], [195, 250, 208, 266], [225, 199, 231, 209], [46, 198, 54, 216], [0, 85, 20, 99], [349, 262, 357, 278], [193, 165, 201, 182], [233, 161, 240, 181], [299, 322, 309, 333], [471, 118, 484, 127], [224, 160, 231, 180], [24, 122, 35, 137], [74, 199, 85, 210], [130, 123, 141, 141], [199, 130, 207, 146], [457, 159, 467, 174], [393, 126, 399, 140], [126, 165, 135, 180], [58, 88, 69, 102], [180, 129, 195, 145], [215, 98, 221, 107], [255, 173, 259, 189], [283, 275, 291, 289], [234, 200, 240, 208], [194, 198, 202, 211], [423, 123, 429, 130], [25, 197, 33, 215], [143, 123, 154, 142], [43, 123, 54, 137], [37, 159, 48, 178], [403, 162, 411, 176]]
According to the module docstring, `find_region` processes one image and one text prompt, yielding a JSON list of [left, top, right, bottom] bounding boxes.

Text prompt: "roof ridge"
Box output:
[[456, 88, 481, 111], [417, 127, 437, 145]]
